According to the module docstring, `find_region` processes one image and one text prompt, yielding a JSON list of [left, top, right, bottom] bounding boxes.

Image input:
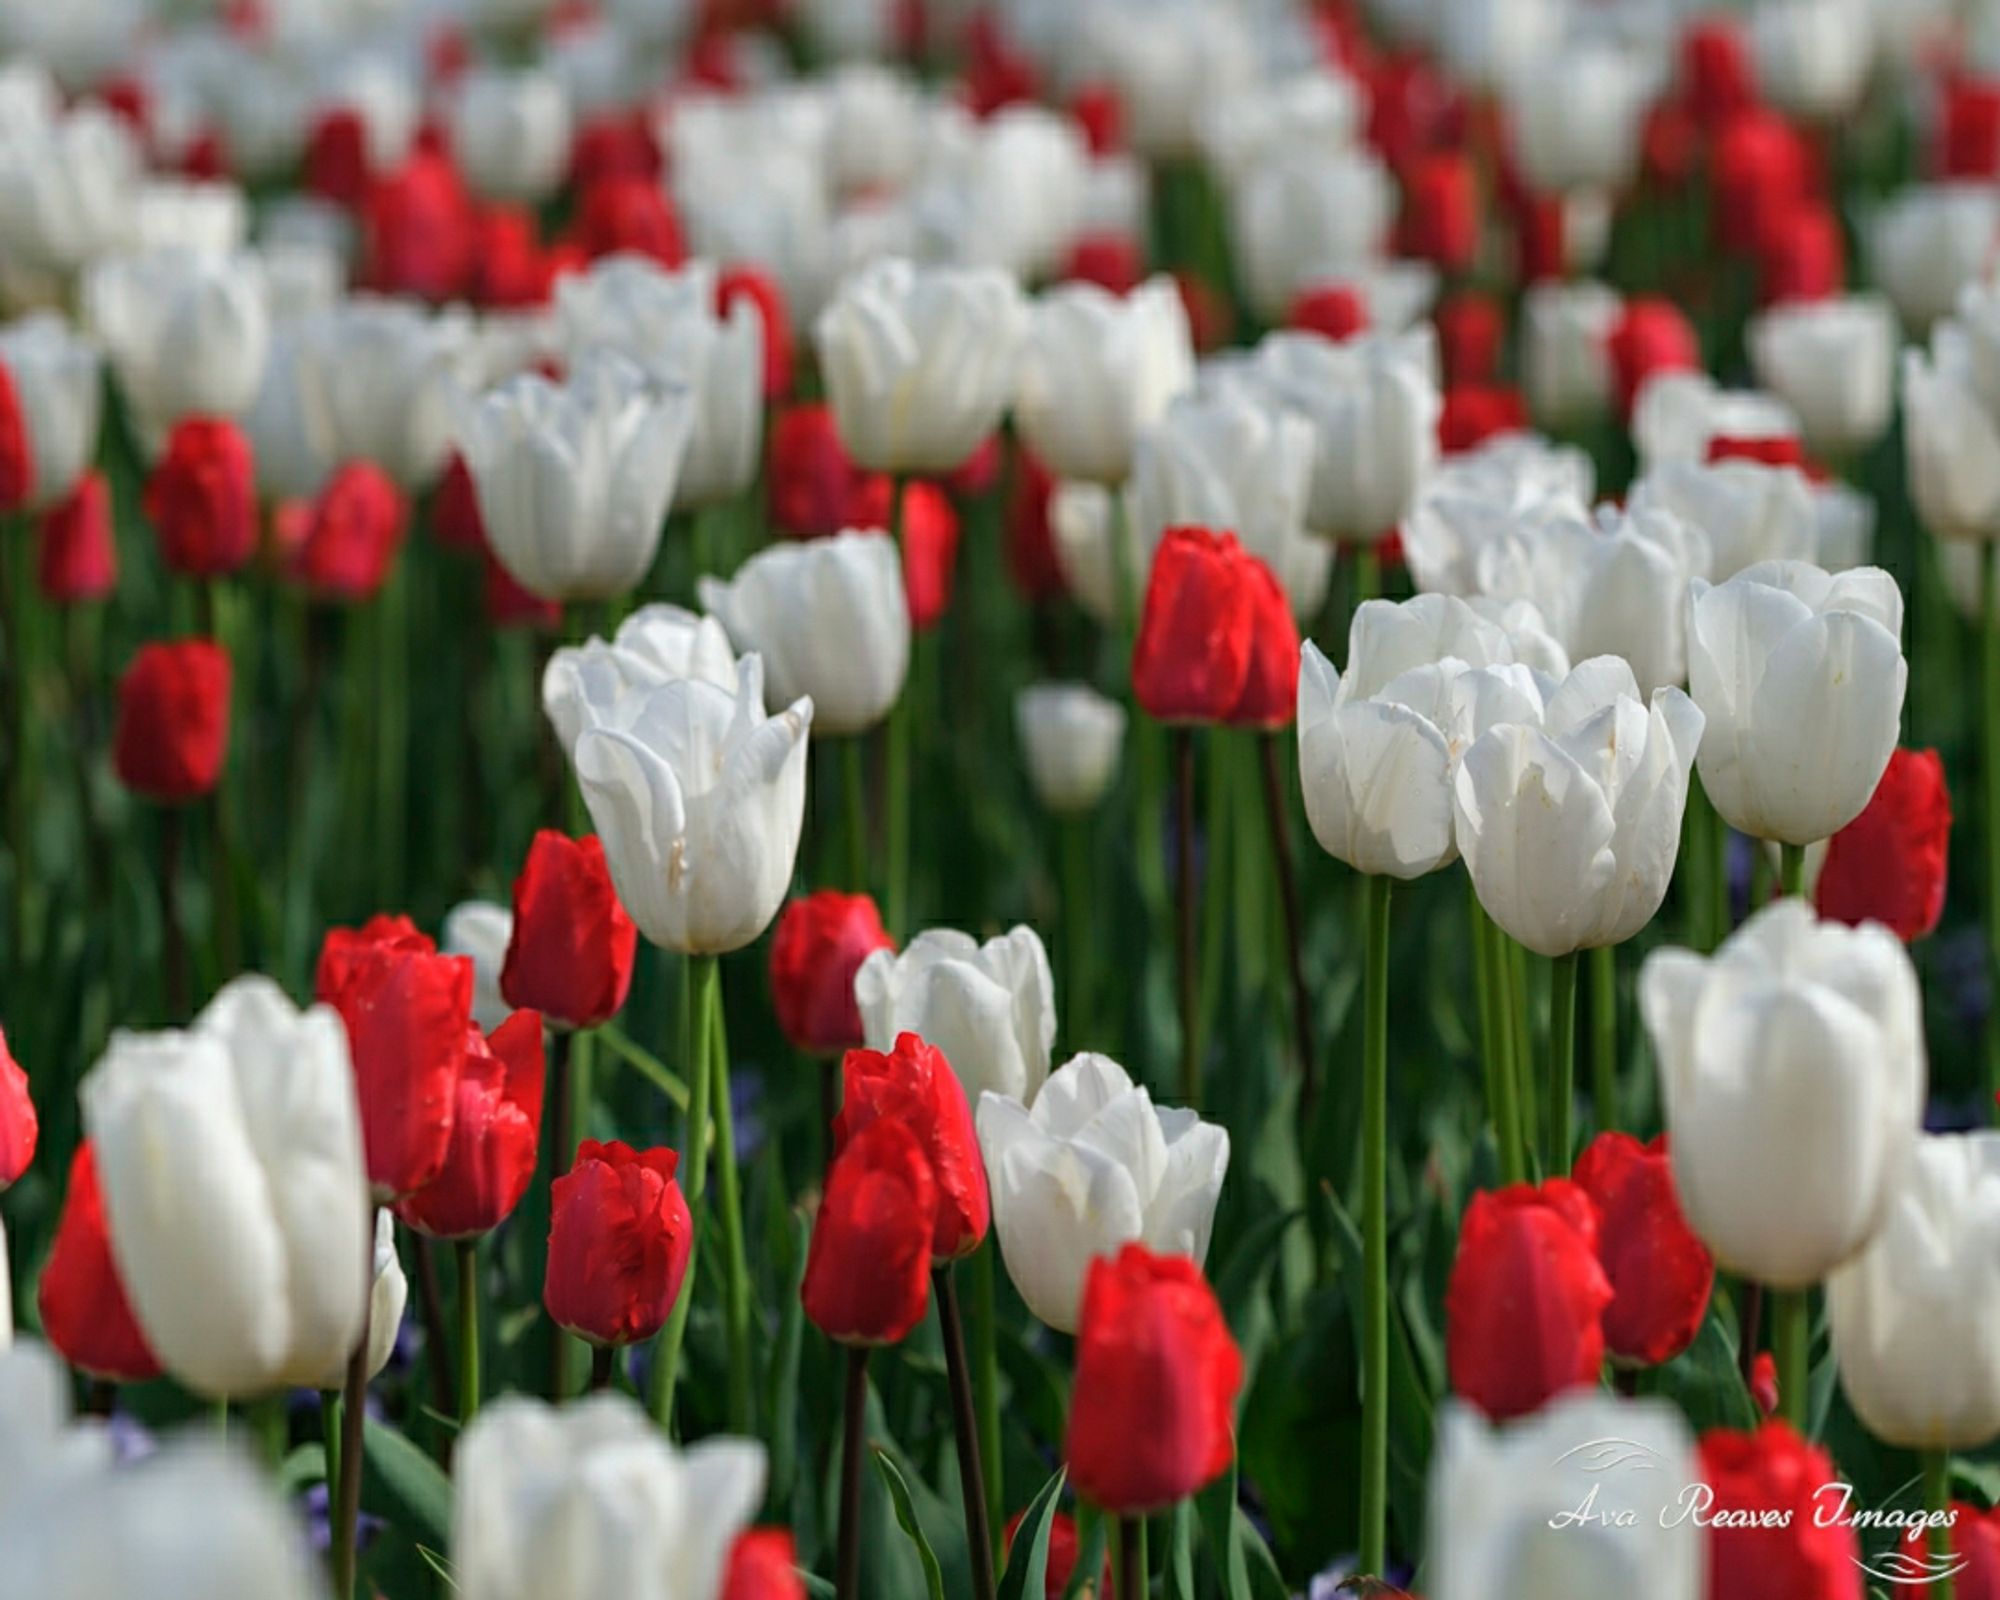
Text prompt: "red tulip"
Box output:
[[113, 639, 231, 802], [1607, 298, 1701, 417], [1707, 433, 1806, 469], [1904, 1502, 2000, 1599], [900, 481, 960, 631], [1004, 448, 1065, 604], [1516, 193, 1568, 284], [37, 472, 116, 604], [1759, 203, 1844, 305], [396, 1010, 546, 1241], [145, 417, 257, 577], [769, 404, 883, 542], [0, 1025, 34, 1189], [318, 916, 475, 1201], [722, 1529, 805, 1600], [545, 1140, 694, 1346], [1811, 746, 1951, 941], [802, 1116, 936, 1346], [1940, 79, 2000, 180], [1440, 386, 1529, 455], [1070, 82, 1123, 157], [1750, 1351, 1779, 1416], [718, 265, 792, 400], [1711, 111, 1813, 255], [1437, 292, 1503, 386], [1229, 557, 1300, 732], [834, 1033, 989, 1262], [1400, 152, 1480, 274], [1682, 16, 1757, 129], [360, 150, 476, 302], [1698, 1422, 1862, 1600], [469, 206, 557, 310], [1065, 1243, 1243, 1514], [1289, 283, 1369, 342], [295, 461, 407, 602], [570, 175, 684, 267], [304, 107, 374, 208], [1572, 1132, 1714, 1366], [501, 831, 639, 1030], [1133, 527, 1255, 724], [768, 891, 895, 1056], [569, 110, 660, 190], [1445, 1178, 1612, 1420], [432, 451, 487, 553], [1002, 1509, 1104, 1599], [1062, 231, 1144, 296], [37, 1142, 163, 1383], [484, 551, 562, 630], [0, 362, 29, 512]]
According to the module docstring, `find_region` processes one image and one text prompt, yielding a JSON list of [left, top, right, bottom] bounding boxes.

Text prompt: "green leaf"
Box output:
[[596, 1024, 692, 1111], [800, 1576, 837, 1600], [275, 1443, 326, 1494], [1168, 1498, 1197, 1600], [363, 1416, 453, 1548], [1196, 1464, 1251, 1600], [998, 1468, 1067, 1600], [872, 1447, 947, 1600], [1064, 1507, 1108, 1600], [416, 1545, 457, 1590]]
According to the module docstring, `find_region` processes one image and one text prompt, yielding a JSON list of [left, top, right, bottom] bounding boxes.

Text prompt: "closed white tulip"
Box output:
[[128, 178, 249, 259], [575, 658, 811, 955], [1197, 70, 1363, 189], [1867, 182, 1999, 332], [0, 314, 101, 511], [84, 248, 268, 433], [1629, 459, 1818, 581], [1813, 479, 1875, 571], [1401, 433, 1594, 597], [1523, 281, 1620, 430], [1456, 658, 1705, 957], [856, 926, 1056, 1106], [813, 257, 1026, 474], [1752, 0, 1874, 119], [1229, 148, 1395, 322], [1013, 277, 1193, 485], [1076, 2, 1259, 157], [1504, 39, 1654, 194], [1630, 371, 1799, 471], [911, 105, 1088, 282], [455, 1393, 765, 1600], [81, 975, 371, 1398], [1640, 899, 1925, 1288], [1427, 1394, 1702, 1600], [699, 531, 908, 737], [1903, 333, 2000, 540], [458, 354, 695, 603], [1252, 327, 1441, 542], [296, 298, 476, 491], [544, 604, 750, 762], [1746, 295, 1897, 456], [976, 1053, 1228, 1333], [450, 69, 572, 203], [1298, 594, 1547, 879], [1688, 560, 1906, 845], [316, 1209, 406, 1391], [558, 257, 762, 509], [0, 106, 138, 275], [443, 900, 515, 1034], [1827, 1133, 2000, 1450], [1015, 684, 1127, 814], [1049, 480, 1147, 628]]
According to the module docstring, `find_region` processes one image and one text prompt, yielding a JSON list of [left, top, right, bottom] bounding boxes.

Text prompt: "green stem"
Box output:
[[970, 1240, 1003, 1562], [1984, 541, 2000, 1113], [1925, 1448, 1957, 1600], [1505, 936, 1537, 1178], [1548, 951, 1578, 1175], [886, 480, 910, 936], [934, 1266, 997, 1600], [1061, 815, 1090, 1052], [456, 1239, 480, 1428], [1175, 728, 1200, 1108], [649, 954, 716, 1431], [842, 735, 868, 894], [708, 974, 753, 1433], [1779, 841, 1805, 899], [330, 1207, 377, 1600], [1359, 873, 1392, 1577], [1590, 944, 1618, 1134], [1470, 892, 1525, 1184], [1772, 1287, 1809, 1434]]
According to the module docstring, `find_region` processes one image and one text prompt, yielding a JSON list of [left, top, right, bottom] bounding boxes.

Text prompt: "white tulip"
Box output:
[[1230, 147, 1395, 322], [1629, 459, 1818, 581], [545, 605, 750, 763], [1427, 1394, 1702, 1600], [1298, 594, 1547, 879], [575, 658, 811, 955], [443, 900, 515, 1034], [0, 107, 138, 276], [457, 354, 694, 603], [1752, 0, 1875, 119], [675, 141, 831, 329], [1252, 327, 1441, 543], [1640, 899, 1925, 1287], [1813, 479, 1875, 571], [911, 105, 1088, 282], [81, 976, 371, 1398], [1015, 684, 1127, 814], [1401, 433, 1594, 597], [1456, 657, 1705, 957], [127, 178, 248, 259], [450, 69, 573, 203], [84, 249, 268, 433], [1746, 295, 1897, 456], [0, 313, 101, 512], [1687, 560, 1906, 845], [1827, 1133, 2000, 1450], [1629, 372, 1797, 472], [1013, 277, 1194, 485], [856, 926, 1056, 1106], [1867, 183, 2000, 332], [1523, 280, 1620, 430], [309, 56, 420, 177], [1197, 70, 1363, 189], [1505, 39, 1655, 194], [813, 257, 1026, 475], [1131, 387, 1329, 618], [822, 64, 927, 197], [1435, 0, 1562, 90], [699, 531, 908, 737], [976, 1053, 1227, 1333], [1049, 480, 1147, 628], [295, 298, 477, 491], [1902, 332, 2000, 540], [1075, 2, 1259, 157], [558, 257, 762, 510], [316, 1209, 405, 1391], [455, 1393, 765, 1600]]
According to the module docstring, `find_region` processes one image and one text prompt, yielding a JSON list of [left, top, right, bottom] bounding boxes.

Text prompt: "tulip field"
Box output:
[[13, 1, 2000, 1598]]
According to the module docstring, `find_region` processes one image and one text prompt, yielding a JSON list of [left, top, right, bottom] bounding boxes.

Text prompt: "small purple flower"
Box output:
[[301, 1482, 385, 1555], [106, 1410, 156, 1466]]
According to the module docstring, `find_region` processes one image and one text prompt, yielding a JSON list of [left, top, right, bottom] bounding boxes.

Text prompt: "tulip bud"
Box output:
[[0, 312, 103, 512], [1399, 151, 1480, 273], [35, 471, 115, 605], [1132, 528, 1257, 724], [443, 900, 513, 1032], [1870, 182, 2000, 333], [768, 891, 894, 1057], [318, 916, 476, 1202], [112, 638, 231, 803], [544, 1140, 692, 1348], [1746, 294, 1897, 456], [1015, 683, 1127, 814], [449, 68, 571, 204], [1607, 298, 1700, 417], [0, 1026, 33, 1189], [897, 481, 960, 631], [81, 976, 372, 1397], [359, 151, 476, 303], [1446, 1179, 1612, 1420], [1002, 1509, 1103, 1599], [699, 531, 909, 737], [1064, 1243, 1242, 1513], [500, 831, 637, 1030], [320, 1208, 408, 1390], [1902, 329, 2000, 541], [1641, 899, 1925, 1287], [293, 460, 407, 603], [802, 1116, 936, 1345], [397, 1010, 545, 1241], [573, 663, 812, 956], [454, 1394, 765, 1600], [144, 417, 257, 578], [857, 925, 1055, 1106], [835, 1033, 989, 1263], [84, 248, 269, 432], [1687, 560, 1907, 845], [1572, 1132, 1714, 1367], [723, 1529, 805, 1600], [570, 174, 685, 267], [1812, 746, 1950, 941], [1697, 1422, 1861, 1595], [978, 1052, 1227, 1334], [36, 1143, 162, 1384]]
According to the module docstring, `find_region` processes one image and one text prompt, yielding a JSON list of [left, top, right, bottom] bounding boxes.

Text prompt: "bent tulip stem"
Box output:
[[456, 1238, 480, 1428], [1772, 1287, 1808, 1433], [1359, 872, 1392, 1577], [1925, 1449, 1956, 1600], [1548, 951, 1578, 1174], [837, 1346, 869, 1600], [331, 1209, 377, 1600], [1176, 728, 1200, 1108], [935, 1266, 997, 1600], [1259, 733, 1316, 1120], [650, 954, 716, 1432], [1590, 945, 1617, 1133], [709, 982, 754, 1433]]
